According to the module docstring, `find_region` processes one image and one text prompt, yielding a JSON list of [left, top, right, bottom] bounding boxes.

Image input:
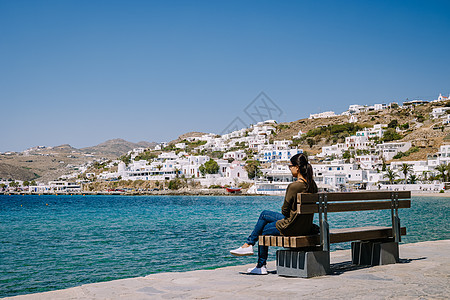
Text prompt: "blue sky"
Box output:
[[1, 0, 449, 152]]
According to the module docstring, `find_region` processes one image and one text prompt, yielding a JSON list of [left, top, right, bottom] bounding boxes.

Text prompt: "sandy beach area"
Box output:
[[6, 239, 449, 300]]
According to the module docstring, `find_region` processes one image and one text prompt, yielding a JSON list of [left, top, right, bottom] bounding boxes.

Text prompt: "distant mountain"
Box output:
[[80, 139, 157, 157], [50, 144, 79, 153]]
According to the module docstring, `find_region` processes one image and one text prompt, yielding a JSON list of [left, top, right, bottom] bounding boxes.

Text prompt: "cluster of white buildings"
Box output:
[[6, 93, 450, 194], [94, 120, 304, 188], [310, 93, 450, 121], [310, 103, 392, 120]]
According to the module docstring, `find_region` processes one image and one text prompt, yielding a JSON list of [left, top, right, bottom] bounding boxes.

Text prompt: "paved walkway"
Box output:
[[7, 240, 450, 299]]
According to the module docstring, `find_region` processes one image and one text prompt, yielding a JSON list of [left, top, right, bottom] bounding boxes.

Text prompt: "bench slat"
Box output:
[[298, 191, 411, 203], [259, 226, 406, 248], [297, 199, 411, 214]]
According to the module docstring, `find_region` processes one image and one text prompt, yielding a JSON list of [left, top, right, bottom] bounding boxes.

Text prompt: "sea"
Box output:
[[0, 194, 449, 298]]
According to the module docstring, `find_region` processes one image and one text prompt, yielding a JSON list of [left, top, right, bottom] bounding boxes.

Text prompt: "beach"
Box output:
[[6, 239, 449, 299]]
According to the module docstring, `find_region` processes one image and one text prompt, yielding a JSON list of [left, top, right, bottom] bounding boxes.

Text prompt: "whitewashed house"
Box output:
[[373, 103, 388, 110], [259, 148, 303, 163], [442, 115, 450, 125], [377, 142, 412, 161], [390, 160, 430, 179], [355, 155, 381, 169], [349, 115, 358, 123], [29, 181, 82, 193], [437, 144, 450, 165], [223, 150, 246, 161], [274, 140, 292, 149], [292, 130, 304, 139], [309, 111, 337, 119], [435, 93, 450, 102], [431, 107, 450, 119], [175, 143, 187, 149], [347, 104, 367, 114], [344, 135, 371, 150], [318, 144, 345, 158], [224, 161, 248, 180], [181, 155, 210, 178]]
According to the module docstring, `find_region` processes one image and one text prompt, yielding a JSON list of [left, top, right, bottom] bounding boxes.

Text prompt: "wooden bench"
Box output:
[[258, 191, 411, 277]]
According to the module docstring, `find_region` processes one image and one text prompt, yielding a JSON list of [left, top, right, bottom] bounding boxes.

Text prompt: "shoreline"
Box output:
[[1, 190, 450, 197], [0, 191, 264, 197], [6, 239, 449, 299]]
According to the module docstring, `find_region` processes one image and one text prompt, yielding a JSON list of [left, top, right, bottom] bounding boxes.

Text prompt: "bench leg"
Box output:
[[352, 241, 399, 266], [276, 249, 330, 278]]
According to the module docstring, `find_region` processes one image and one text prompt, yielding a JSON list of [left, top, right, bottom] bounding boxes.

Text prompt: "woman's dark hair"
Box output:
[[290, 153, 318, 193]]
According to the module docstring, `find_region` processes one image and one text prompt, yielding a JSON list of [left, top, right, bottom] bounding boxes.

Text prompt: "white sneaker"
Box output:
[[246, 266, 268, 275], [230, 245, 254, 256]]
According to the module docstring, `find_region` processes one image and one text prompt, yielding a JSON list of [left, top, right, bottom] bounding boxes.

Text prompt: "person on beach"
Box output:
[[230, 153, 318, 275]]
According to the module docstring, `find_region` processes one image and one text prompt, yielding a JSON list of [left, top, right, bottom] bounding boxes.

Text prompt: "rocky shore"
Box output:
[[6, 240, 449, 299], [0, 189, 256, 196]]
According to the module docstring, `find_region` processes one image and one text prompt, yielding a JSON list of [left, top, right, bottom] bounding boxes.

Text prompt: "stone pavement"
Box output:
[[7, 240, 450, 299]]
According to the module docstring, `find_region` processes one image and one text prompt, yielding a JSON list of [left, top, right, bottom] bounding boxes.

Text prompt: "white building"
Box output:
[[347, 105, 367, 114], [292, 130, 304, 139], [259, 148, 303, 163], [29, 181, 82, 193], [222, 128, 246, 140], [223, 150, 246, 161], [344, 135, 372, 150], [390, 160, 430, 179], [181, 155, 210, 178], [355, 155, 381, 169], [443, 115, 450, 125], [175, 143, 187, 149], [309, 111, 337, 119], [224, 161, 248, 180], [373, 103, 388, 110], [435, 93, 450, 102], [354, 124, 386, 140], [437, 144, 450, 165], [273, 140, 292, 149], [377, 141, 412, 161], [431, 107, 450, 119], [349, 115, 358, 123], [247, 135, 268, 150], [117, 160, 180, 181], [319, 144, 345, 158]]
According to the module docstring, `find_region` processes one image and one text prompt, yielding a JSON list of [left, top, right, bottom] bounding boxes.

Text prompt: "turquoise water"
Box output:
[[0, 195, 449, 297]]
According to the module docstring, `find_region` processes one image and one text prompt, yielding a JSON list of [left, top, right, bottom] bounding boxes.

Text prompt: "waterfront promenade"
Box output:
[[7, 240, 449, 299]]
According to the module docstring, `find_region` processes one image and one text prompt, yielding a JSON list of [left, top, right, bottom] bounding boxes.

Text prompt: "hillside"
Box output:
[[275, 101, 450, 161], [0, 139, 156, 183], [81, 139, 156, 157], [0, 162, 39, 181], [168, 132, 209, 145], [2, 101, 450, 183]]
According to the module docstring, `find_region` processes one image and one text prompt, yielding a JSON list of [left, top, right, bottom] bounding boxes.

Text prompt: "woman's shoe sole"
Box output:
[[230, 252, 254, 256]]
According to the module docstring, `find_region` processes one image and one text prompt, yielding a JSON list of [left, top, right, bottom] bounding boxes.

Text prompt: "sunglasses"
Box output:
[[288, 164, 297, 168]]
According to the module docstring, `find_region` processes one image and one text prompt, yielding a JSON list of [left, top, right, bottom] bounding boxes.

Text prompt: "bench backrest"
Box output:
[[296, 191, 411, 214]]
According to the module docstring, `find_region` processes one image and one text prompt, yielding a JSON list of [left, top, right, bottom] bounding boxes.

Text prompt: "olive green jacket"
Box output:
[[275, 181, 314, 236]]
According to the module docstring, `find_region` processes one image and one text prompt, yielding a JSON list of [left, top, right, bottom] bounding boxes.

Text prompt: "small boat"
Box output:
[[226, 187, 241, 193]]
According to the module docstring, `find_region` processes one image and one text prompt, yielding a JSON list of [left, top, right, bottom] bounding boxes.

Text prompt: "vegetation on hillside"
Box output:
[[199, 159, 219, 175], [245, 160, 261, 180]]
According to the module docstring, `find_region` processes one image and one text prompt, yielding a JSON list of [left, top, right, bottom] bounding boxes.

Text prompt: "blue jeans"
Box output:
[[246, 210, 284, 268]]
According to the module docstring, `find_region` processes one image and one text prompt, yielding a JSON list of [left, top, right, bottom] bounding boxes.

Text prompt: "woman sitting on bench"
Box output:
[[230, 153, 318, 275]]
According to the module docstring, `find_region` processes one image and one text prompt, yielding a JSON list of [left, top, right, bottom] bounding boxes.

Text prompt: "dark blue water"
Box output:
[[0, 195, 448, 297]]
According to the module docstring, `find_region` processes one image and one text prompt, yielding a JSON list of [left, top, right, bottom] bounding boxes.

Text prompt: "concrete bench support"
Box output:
[[276, 249, 330, 278], [351, 241, 399, 266]]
